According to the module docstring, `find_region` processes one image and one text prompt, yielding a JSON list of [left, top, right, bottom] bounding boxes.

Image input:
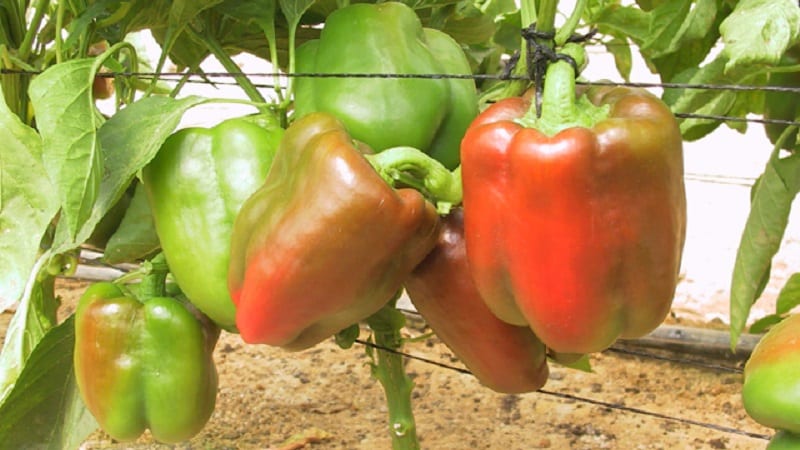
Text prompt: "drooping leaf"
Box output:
[[0, 273, 58, 405], [664, 55, 757, 140], [52, 95, 209, 253], [720, 0, 800, 74], [279, 0, 315, 30], [28, 59, 100, 242], [604, 36, 633, 81], [0, 316, 97, 449], [776, 273, 800, 315], [748, 313, 784, 334], [730, 150, 800, 346], [0, 85, 58, 311], [103, 182, 161, 264]]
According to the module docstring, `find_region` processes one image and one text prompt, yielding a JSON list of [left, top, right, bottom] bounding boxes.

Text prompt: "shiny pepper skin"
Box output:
[[743, 314, 800, 434], [405, 209, 550, 393], [73, 282, 219, 444], [460, 85, 687, 354], [228, 112, 441, 350], [293, 1, 478, 170], [143, 114, 282, 329]]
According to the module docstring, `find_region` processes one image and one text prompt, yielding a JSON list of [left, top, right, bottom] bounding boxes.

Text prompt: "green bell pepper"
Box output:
[[293, 1, 478, 170], [74, 281, 219, 444], [768, 431, 800, 450], [143, 114, 283, 329], [742, 313, 800, 434]]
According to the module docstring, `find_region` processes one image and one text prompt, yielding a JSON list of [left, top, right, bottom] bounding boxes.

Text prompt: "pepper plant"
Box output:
[[0, 0, 799, 448]]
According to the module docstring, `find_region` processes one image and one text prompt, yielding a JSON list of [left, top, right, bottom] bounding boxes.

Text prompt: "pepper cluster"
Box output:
[[73, 2, 687, 443]]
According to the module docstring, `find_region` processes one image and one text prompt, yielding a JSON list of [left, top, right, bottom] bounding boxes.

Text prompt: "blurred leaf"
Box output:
[[776, 273, 800, 315], [605, 36, 633, 81], [664, 55, 738, 140], [748, 313, 784, 334], [103, 182, 161, 264], [0, 85, 57, 311], [721, 0, 800, 74], [0, 316, 97, 449], [730, 149, 800, 347]]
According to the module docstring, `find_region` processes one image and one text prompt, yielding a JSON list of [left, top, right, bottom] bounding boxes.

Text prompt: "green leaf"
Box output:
[[590, 5, 650, 45], [552, 354, 593, 373], [664, 55, 744, 140], [0, 85, 58, 311], [605, 36, 633, 81], [440, 5, 497, 46], [748, 313, 784, 334], [729, 150, 800, 347], [28, 59, 100, 242], [51, 95, 209, 253], [0, 273, 58, 405], [776, 273, 800, 315], [103, 182, 161, 264], [720, 0, 800, 74], [0, 316, 97, 449], [334, 324, 361, 350], [640, 0, 694, 56], [279, 0, 315, 29]]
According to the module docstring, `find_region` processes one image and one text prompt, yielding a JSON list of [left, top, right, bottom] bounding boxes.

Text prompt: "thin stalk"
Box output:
[[554, 0, 588, 45], [55, 0, 65, 63], [367, 305, 420, 450], [365, 146, 462, 207], [17, 0, 49, 61], [536, 0, 558, 34], [138, 253, 169, 300], [187, 25, 269, 111]]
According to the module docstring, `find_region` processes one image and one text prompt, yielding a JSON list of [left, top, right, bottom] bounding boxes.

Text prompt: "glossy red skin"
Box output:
[[228, 112, 440, 351], [461, 86, 686, 354], [405, 209, 549, 393]]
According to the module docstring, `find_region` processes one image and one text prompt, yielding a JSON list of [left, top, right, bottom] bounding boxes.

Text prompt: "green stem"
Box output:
[[365, 147, 462, 210], [554, 0, 588, 46], [187, 25, 269, 111], [520, 0, 537, 28], [367, 305, 420, 450], [55, 0, 65, 64], [138, 253, 169, 300], [536, 0, 558, 34], [17, 0, 49, 61], [517, 43, 607, 136]]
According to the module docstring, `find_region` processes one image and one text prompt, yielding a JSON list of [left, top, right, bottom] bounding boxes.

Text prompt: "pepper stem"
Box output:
[[365, 147, 462, 213], [138, 253, 169, 300], [366, 304, 420, 450], [517, 43, 608, 136]]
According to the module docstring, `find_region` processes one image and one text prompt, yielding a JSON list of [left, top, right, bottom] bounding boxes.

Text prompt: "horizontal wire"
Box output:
[[4, 67, 800, 93], [5, 68, 798, 128], [354, 338, 769, 441]]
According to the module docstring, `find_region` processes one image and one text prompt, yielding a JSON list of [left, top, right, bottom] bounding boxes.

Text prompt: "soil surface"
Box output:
[[0, 278, 775, 450]]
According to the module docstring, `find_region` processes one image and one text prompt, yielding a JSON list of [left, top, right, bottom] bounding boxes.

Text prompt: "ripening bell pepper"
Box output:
[[143, 114, 282, 329], [764, 45, 800, 151], [293, 1, 478, 170], [742, 314, 800, 434], [405, 209, 550, 393], [768, 431, 800, 450], [74, 281, 219, 444], [461, 46, 687, 354], [228, 112, 441, 350]]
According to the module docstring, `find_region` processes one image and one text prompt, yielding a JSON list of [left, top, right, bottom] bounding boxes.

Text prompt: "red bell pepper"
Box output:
[[460, 44, 687, 354], [405, 209, 550, 393]]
